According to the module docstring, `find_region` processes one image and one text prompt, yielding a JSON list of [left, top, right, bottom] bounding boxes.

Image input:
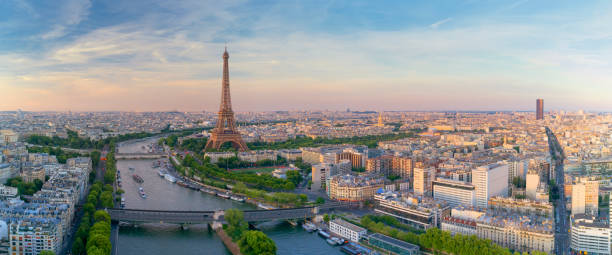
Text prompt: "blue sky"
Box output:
[[1, 0, 611, 111]]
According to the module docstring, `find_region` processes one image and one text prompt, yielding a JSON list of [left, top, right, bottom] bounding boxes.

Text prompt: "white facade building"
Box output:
[[432, 178, 475, 208], [571, 183, 586, 216], [413, 167, 435, 196], [570, 214, 611, 255], [329, 218, 367, 242], [472, 163, 508, 208], [526, 172, 539, 200]]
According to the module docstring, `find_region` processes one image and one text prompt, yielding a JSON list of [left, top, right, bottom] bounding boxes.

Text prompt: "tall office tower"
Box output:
[[571, 183, 586, 216], [571, 179, 599, 216], [536, 99, 544, 120], [311, 163, 332, 192], [413, 167, 435, 196], [472, 163, 509, 208], [204, 48, 249, 152], [526, 171, 540, 200], [584, 179, 599, 215]]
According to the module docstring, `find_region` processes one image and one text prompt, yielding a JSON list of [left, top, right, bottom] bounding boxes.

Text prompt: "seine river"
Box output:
[[115, 138, 343, 255]]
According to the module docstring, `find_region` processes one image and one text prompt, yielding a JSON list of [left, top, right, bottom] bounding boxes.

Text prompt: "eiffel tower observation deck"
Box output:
[[204, 48, 249, 152]]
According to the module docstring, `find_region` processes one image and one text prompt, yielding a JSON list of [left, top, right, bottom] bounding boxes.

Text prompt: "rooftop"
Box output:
[[369, 233, 420, 250], [331, 218, 366, 233]]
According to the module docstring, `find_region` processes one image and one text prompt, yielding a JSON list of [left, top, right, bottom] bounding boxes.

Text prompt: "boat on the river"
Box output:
[[340, 245, 360, 255], [164, 174, 176, 183], [318, 230, 330, 239], [230, 196, 245, 202], [177, 181, 188, 187], [201, 188, 216, 195], [132, 174, 144, 183], [302, 222, 316, 232], [257, 203, 276, 210], [217, 192, 230, 199], [157, 169, 166, 177], [329, 237, 342, 246], [326, 238, 337, 246]]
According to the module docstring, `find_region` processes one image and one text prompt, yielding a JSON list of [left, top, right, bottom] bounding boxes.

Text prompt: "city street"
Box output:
[[546, 127, 569, 255]]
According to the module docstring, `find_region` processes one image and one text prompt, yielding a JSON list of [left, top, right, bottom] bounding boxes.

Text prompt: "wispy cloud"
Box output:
[[1, 1, 612, 111], [41, 0, 91, 39], [429, 18, 452, 29]]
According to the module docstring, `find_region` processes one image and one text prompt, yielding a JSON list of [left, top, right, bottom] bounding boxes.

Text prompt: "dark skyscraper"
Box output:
[[536, 99, 544, 120]]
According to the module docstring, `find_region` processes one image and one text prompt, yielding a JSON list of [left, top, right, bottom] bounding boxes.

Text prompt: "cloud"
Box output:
[[429, 18, 452, 29], [2, 1, 612, 111], [41, 0, 91, 39]]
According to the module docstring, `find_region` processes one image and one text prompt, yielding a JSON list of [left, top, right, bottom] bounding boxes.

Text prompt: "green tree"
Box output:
[[89, 221, 111, 237], [83, 202, 95, 216], [100, 191, 114, 208], [72, 237, 85, 255], [286, 170, 302, 186], [86, 242, 108, 255], [94, 210, 111, 225], [238, 230, 277, 255], [39, 251, 55, 255], [323, 214, 330, 223], [316, 197, 325, 204], [90, 150, 101, 167], [86, 233, 112, 255], [225, 209, 248, 241]]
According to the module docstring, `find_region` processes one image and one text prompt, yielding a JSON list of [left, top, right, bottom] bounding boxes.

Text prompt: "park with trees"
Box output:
[[224, 209, 276, 255], [71, 182, 114, 255]]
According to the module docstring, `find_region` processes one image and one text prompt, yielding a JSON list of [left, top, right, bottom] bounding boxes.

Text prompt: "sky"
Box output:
[[1, 0, 611, 112]]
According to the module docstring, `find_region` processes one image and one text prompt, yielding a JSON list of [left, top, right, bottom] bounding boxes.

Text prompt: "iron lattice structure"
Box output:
[[204, 49, 249, 152]]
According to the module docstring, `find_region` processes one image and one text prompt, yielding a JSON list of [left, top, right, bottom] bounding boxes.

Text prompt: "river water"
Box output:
[[116, 138, 343, 255]]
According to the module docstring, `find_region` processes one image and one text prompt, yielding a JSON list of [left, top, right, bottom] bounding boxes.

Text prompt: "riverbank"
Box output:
[[216, 228, 243, 255], [114, 138, 343, 255]]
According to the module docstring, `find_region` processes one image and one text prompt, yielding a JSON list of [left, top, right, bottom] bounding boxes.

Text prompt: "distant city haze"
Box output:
[[1, 1, 612, 112]]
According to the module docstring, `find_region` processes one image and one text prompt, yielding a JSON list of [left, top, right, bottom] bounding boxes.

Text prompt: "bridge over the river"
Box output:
[[107, 202, 359, 224], [115, 152, 167, 160]]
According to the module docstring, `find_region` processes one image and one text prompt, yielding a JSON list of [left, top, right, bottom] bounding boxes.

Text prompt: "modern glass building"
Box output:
[[367, 233, 420, 255]]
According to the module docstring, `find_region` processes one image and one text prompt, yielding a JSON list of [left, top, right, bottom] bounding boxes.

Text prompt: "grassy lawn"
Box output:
[[230, 166, 281, 174]]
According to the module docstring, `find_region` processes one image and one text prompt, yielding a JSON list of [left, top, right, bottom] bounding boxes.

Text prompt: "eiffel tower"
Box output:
[[204, 48, 249, 152]]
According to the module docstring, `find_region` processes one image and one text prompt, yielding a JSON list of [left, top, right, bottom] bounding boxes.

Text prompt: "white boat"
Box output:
[[302, 223, 316, 232], [326, 238, 337, 245], [330, 237, 341, 245], [217, 193, 230, 199], [336, 238, 346, 245], [318, 230, 330, 239], [230, 196, 245, 202], [157, 170, 166, 177], [257, 203, 276, 210], [164, 174, 176, 183]]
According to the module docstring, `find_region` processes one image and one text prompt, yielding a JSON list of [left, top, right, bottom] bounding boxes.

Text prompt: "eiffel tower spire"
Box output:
[[204, 48, 249, 152], [220, 47, 232, 112]]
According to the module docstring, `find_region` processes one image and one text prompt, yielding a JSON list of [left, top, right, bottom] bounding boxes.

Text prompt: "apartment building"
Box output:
[[432, 178, 475, 208], [329, 218, 367, 242]]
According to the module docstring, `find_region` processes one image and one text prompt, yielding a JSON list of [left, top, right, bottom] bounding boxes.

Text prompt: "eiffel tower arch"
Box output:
[[204, 48, 249, 152]]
